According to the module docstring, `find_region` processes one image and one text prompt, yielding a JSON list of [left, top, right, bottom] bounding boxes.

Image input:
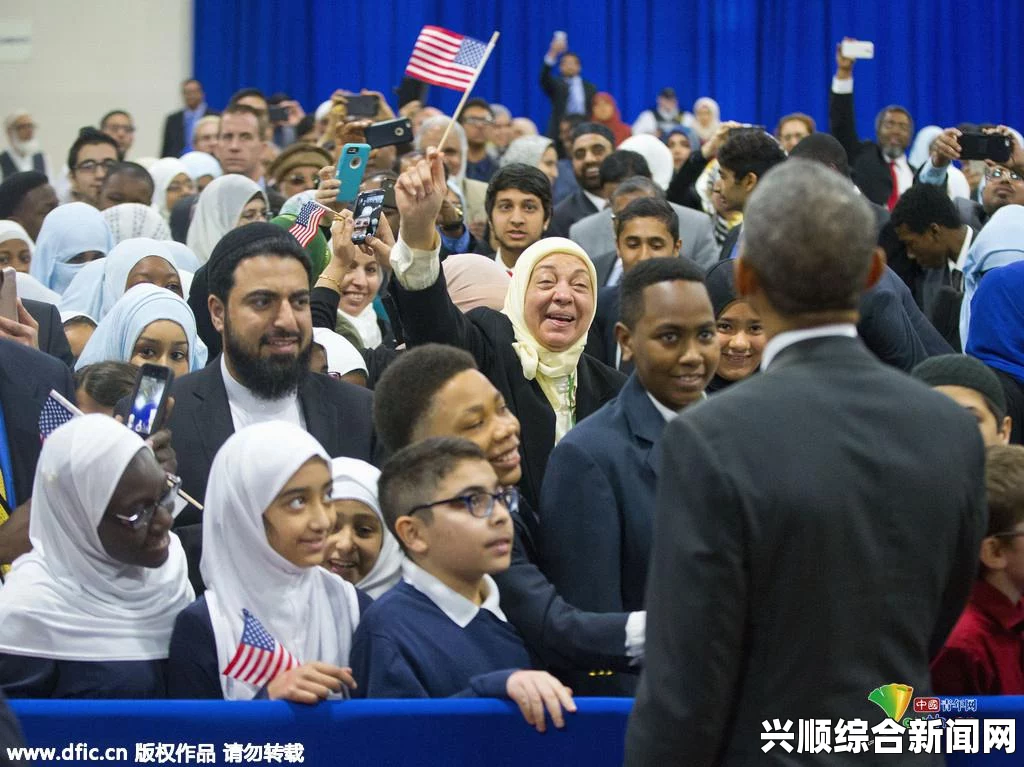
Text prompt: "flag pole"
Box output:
[[436, 31, 500, 152]]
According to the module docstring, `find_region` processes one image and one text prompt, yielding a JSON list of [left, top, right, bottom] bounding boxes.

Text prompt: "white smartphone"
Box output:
[[841, 40, 874, 60], [554, 31, 567, 44]]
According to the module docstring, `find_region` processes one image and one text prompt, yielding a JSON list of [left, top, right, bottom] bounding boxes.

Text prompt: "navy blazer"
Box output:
[[166, 356, 376, 524], [0, 340, 75, 509], [547, 190, 599, 240]]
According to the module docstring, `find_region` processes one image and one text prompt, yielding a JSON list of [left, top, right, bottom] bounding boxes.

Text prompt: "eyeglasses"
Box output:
[[74, 159, 117, 174], [286, 174, 317, 186], [463, 117, 494, 126], [986, 167, 1023, 182], [407, 486, 519, 519], [108, 125, 136, 134], [238, 209, 269, 223], [993, 531, 1024, 540], [113, 475, 181, 529]]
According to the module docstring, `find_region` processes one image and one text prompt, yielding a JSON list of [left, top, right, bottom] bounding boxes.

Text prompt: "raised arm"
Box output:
[[828, 39, 861, 162]]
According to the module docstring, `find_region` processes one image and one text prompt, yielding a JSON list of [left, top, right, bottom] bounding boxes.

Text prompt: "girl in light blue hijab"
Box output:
[[960, 204, 1024, 343], [61, 238, 182, 322], [29, 202, 113, 295], [74, 283, 207, 375]]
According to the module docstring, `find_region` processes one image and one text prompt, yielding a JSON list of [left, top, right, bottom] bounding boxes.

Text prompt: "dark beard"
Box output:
[[224, 321, 311, 401]]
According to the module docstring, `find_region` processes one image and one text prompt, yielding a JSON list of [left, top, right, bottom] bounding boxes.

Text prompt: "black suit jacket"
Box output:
[[625, 336, 986, 766], [584, 285, 632, 374], [0, 689, 25, 766], [166, 357, 375, 524], [23, 299, 73, 368], [548, 190, 599, 239], [0, 339, 75, 509], [829, 88, 916, 206], [540, 63, 596, 140], [161, 108, 219, 159], [392, 271, 625, 510]]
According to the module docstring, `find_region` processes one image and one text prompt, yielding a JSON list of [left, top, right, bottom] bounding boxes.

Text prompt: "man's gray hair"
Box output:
[[740, 158, 876, 316], [415, 116, 468, 180]]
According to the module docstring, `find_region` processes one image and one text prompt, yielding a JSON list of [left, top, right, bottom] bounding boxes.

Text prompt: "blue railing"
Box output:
[[8, 697, 1022, 766]]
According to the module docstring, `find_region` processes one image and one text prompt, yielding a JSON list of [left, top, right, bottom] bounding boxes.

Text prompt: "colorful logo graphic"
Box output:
[[868, 683, 914, 721]]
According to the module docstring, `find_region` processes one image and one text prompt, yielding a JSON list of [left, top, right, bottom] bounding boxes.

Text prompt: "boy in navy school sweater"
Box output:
[[350, 437, 577, 732]]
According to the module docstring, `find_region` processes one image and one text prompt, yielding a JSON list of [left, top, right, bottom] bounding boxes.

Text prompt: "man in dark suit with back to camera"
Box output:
[[167, 223, 374, 525], [626, 160, 987, 766]]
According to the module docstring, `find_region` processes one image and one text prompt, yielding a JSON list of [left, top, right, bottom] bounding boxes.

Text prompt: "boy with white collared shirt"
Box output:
[[350, 437, 575, 732]]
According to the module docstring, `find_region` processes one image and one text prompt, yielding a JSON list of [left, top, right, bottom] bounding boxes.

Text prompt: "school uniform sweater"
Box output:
[[0, 653, 167, 698]]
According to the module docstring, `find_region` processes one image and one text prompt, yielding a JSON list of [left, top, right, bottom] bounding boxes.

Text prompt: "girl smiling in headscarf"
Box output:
[[167, 422, 366, 701]]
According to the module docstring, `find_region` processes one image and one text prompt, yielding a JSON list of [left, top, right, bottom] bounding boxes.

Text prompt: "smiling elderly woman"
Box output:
[[381, 150, 625, 509]]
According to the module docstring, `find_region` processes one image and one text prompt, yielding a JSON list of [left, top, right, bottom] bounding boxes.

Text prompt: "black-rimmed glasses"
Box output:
[[407, 487, 519, 519], [114, 475, 181, 529]]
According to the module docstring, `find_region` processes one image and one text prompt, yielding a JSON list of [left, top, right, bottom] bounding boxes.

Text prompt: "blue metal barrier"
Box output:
[[8, 697, 1022, 766]]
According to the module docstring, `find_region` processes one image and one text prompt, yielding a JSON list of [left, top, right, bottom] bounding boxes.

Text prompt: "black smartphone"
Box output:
[[346, 95, 380, 118], [365, 118, 413, 149], [126, 364, 174, 438], [958, 132, 1013, 163], [395, 76, 429, 109], [351, 189, 386, 244], [268, 105, 289, 123]]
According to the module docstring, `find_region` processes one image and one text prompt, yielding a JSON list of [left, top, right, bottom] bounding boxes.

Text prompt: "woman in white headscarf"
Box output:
[[103, 203, 172, 243], [311, 327, 368, 386], [388, 207, 625, 510], [29, 202, 113, 294], [324, 458, 402, 599], [61, 238, 183, 322], [687, 97, 721, 144], [75, 283, 207, 375], [167, 421, 365, 701], [618, 134, 675, 190], [186, 175, 268, 264], [179, 151, 222, 194], [149, 158, 196, 223], [0, 220, 33, 273], [0, 415, 193, 698]]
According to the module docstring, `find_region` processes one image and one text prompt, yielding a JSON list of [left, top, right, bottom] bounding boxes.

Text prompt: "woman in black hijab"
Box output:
[[704, 260, 766, 393]]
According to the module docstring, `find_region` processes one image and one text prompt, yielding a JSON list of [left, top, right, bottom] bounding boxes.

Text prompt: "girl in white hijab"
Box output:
[[0, 415, 193, 698], [186, 175, 268, 264], [324, 458, 402, 599], [61, 237, 182, 322], [179, 151, 222, 193], [0, 220, 33, 273], [688, 97, 721, 144], [167, 422, 363, 701], [29, 202, 114, 294], [149, 158, 196, 222], [311, 327, 369, 385]]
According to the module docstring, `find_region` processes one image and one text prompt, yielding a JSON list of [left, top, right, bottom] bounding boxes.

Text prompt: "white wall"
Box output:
[[0, 0, 192, 167]]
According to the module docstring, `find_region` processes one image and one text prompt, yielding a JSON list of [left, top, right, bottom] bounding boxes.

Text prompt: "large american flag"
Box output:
[[222, 610, 299, 688], [38, 390, 77, 441], [288, 201, 329, 248], [405, 26, 489, 92]]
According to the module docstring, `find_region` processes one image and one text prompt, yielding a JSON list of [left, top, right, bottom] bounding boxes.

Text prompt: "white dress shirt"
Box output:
[[582, 189, 606, 212], [402, 559, 506, 628], [760, 323, 858, 371], [220, 355, 304, 431]]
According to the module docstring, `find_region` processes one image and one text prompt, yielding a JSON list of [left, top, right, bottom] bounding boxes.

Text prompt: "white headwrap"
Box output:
[[29, 202, 114, 295], [0, 415, 193, 661], [186, 174, 265, 264], [74, 283, 207, 372], [179, 152, 222, 183], [201, 422, 361, 699], [502, 237, 598, 443], [61, 237, 180, 321], [0, 220, 34, 253], [618, 134, 675, 190], [149, 158, 192, 222], [102, 203, 172, 244], [312, 327, 368, 378], [330, 458, 402, 599]]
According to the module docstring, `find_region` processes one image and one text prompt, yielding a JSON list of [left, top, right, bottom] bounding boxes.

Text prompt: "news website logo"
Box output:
[[868, 683, 914, 721]]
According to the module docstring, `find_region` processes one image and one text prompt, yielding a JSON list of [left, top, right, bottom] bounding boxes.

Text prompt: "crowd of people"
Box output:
[[0, 31, 1022, 761]]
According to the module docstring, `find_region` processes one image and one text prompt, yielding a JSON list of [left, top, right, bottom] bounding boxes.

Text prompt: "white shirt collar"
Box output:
[[606, 257, 623, 287], [493, 247, 515, 272], [401, 559, 506, 628], [582, 189, 606, 212], [760, 323, 858, 371], [646, 391, 705, 422], [220, 354, 303, 428], [950, 226, 974, 273]]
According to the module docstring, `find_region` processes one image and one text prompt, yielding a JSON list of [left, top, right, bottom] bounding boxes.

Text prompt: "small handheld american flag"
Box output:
[[222, 609, 299, 688], [288, 201, 329, 248], [38, 389, 78, 442], [405, 26, 491, 92]]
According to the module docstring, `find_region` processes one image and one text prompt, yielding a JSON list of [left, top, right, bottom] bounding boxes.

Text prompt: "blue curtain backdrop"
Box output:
[[194, 0, 1020, 139]]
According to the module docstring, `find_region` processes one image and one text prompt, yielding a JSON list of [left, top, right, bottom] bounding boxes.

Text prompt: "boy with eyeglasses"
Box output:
[[350, 437, 577, 732], [931, 444, 1024, 695], [67, 127, 121, 208]]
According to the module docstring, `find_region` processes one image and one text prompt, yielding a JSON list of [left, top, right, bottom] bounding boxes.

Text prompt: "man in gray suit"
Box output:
[[570, 176, 718, 280], [626, 159, 987, 766]]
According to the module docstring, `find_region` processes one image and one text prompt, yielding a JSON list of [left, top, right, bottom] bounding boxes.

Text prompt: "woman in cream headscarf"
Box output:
[[687, 96, 721, 144], [0, 415, 192, 697], [167, 421, 364, 701], [149, 158, 196, 223], [384, 160, 626, 510], [186, 174, 268, 264]]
